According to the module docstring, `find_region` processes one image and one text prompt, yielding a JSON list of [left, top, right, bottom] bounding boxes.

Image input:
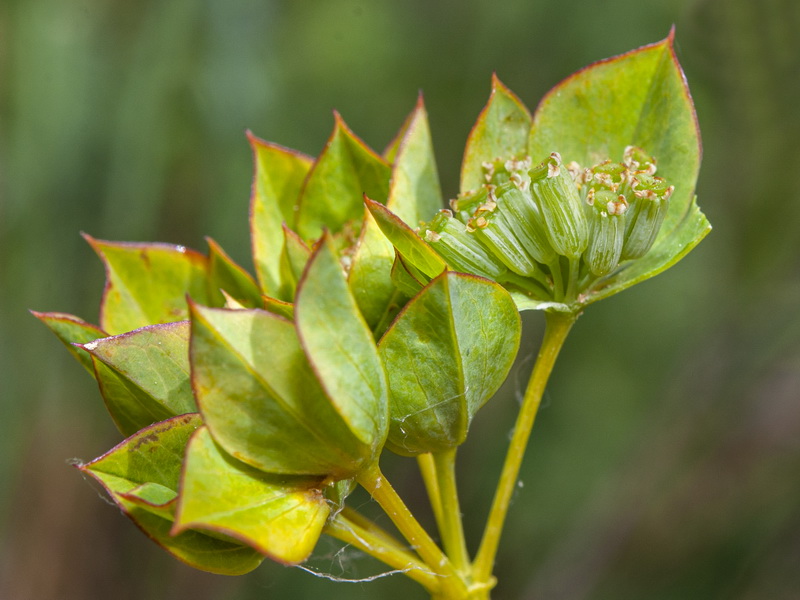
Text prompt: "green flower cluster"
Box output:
[[422, 147, 674, 305]]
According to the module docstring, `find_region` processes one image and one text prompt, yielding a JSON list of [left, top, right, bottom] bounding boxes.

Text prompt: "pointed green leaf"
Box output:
[[221, 290, 247, 310], [379, 272, 521, 455], [348, 209, 396, 330], [382, 104, 415, 164], [190, 303, 368, 478], [461, 74, 532, 193], [529, 32, 701, 242], [263, 296, 294, 320], [295, 114, 391, 240], [80, 414, 264, 575], [278, 225, 312, 301], [206, 238, 263, 308], [390, 253, 428, 298], [175, 426, 329, 565], [387, 95, 443, 225], [82, 321, 196, 434], [120, 482, 178, 520], [92, 359, 176, 436], [295, 238, 388, 454], [31, 311, 106, 376], [87, 235, 211, 335], [365, 198, 447, 279], [248, 133, 314, 297]]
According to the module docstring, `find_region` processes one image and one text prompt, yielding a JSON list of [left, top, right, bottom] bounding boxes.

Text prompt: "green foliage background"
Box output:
[[1, 0, 799, 598]]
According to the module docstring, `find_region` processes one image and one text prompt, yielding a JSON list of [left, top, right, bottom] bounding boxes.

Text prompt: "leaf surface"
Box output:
[[295, 238, 388, 453], [190, 304, 366, 477], [379, 272, 521, 454], [295, 114, 391, 240], [206, 238, 262, 308], [87, 236, 211, 335], [461, 74, 532, 193], [31, 311, 106, 376], [80, 414, 264, 575], [365, 199, 446, 279], [175, 426, 329, 565], [83, 321, 195, 436], [248, 134, 313, 297], [387, 96, 443, 225]]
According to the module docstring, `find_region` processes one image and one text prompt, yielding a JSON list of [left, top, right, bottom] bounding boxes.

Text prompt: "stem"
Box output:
[[549, 259, 565, 301], [325, 513, 441, 592], [501, 272, 551, 299], [417, 453, 445, 534], [357, 462, 467, 597], [565, 256, 580, 302], [339, 506, 410, 555], [472, 310, 575, 583], [433, 448, 471, 575]]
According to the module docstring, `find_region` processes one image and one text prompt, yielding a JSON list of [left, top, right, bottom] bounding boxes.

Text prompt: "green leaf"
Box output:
[[348, 208, 396, 330], [86, 235, 211, 335], [461, 74, 532, 193], [528, 31, 701, 243], [82, 321, 196, 435], [382, 104, 415, 164], [189, 303, 370, 478], [263, 296, 295, 320], [387, 95, 443, 225], [31, 311, 106, 376], [379, 272, 521, 455], [80, 414, 264, 575], [278, 225, 312, 301], [390, 253, 428, 298], [92, 360, 176, 436], [175, 426, 329, 565], [248, 132, 313, 297], [120, 482, 178, 520], [295, 113, 391, 240], [206, 238, 263, 308], [365, 198, 447, 279], [528, 32, 709, 308], [295, 237, 388, 454]]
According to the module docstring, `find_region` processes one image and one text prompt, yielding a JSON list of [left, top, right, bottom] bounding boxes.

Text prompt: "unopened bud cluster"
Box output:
[[420, 147, 674, 303]]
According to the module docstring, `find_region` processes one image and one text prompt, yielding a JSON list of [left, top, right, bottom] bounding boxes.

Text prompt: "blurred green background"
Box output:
[[2, 0, 799, 598]]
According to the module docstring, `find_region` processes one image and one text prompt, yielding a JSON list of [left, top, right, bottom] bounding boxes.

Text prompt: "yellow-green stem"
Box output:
[[325, 513, 440, 592], [472, 310, 575, 583], [357, 462, 468, 597], [433, 448, 471, 575], [417, 453, 445, 535], [339, 506, 410, 555]]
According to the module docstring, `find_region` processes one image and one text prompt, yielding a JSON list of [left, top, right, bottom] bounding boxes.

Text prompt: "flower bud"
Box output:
[[623, 145, 657, 175], [421, 210, 508, 279], [621, 173, 673, 260], [467, 187, 541, 277], [585, 189, 627, 276], [493, 182, 556, 265], [530, 153, 589, 258]]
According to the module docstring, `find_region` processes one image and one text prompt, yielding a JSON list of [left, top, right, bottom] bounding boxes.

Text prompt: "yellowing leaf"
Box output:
[[87, 235, 211, 335], [80, 414, 264, 575], [175, 426, 329, 565]]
